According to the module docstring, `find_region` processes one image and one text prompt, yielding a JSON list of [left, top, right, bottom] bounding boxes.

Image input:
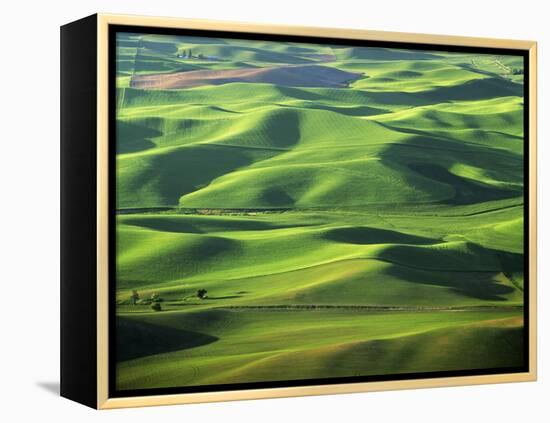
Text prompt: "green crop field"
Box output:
[[114, 32, 525, 391]]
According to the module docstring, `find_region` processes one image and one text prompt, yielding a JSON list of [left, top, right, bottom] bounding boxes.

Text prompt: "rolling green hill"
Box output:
[[114, 31, 525, 391]]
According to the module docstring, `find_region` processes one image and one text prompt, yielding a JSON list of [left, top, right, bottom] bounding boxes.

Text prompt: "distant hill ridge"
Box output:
[[130, 64, 363, 89]]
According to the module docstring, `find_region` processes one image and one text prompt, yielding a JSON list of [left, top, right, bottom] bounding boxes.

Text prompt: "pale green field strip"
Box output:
[[116, 308, 523, 389]]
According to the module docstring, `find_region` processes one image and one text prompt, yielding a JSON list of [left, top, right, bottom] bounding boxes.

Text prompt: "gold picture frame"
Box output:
[[61, 13, 537, 409]]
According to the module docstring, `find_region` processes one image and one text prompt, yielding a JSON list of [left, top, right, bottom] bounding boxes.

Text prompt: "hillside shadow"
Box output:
[[375, 121, 522, 145], [381, 245, 523, 301], [362, 77, 522, 108], [278, 102, 389, 117], [207, 105, 241, 114], [117, 317, 218, 362], [408, 163, 519, 205], [333, 46, 443, 61], [378, 136, 522, 206], [207, 295, 243, 300], [384, 264, 517, 301], [117, 120, 160, 154], [324, 226, 437, 245], [259, 187, 295, 207], [152, 110, 301, 206], [458, 63, 524, 83], [418, 77, 523, 102], [184, 235, 243, 263], [120, 215, 317, 234]]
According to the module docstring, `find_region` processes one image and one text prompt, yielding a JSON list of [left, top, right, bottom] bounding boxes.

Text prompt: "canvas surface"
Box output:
[[113, 31, 526, 392]]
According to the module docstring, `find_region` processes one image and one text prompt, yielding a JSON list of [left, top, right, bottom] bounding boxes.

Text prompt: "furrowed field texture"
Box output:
[[114, 32, 525, 391]]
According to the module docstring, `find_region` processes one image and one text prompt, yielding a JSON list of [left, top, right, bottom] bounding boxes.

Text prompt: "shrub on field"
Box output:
[[511, 68, 524, 75], [130, 290, 140, 305]]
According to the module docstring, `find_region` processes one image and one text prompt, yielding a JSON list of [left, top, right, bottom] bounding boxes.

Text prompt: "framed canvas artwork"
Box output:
[[60, 14, 537, 409]]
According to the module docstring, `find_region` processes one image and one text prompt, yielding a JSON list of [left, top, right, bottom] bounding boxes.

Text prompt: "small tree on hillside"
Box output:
[[197, 289, 208, 300], [130, 290, 140, 305]]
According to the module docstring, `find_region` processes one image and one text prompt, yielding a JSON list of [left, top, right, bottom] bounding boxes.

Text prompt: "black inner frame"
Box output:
[[108, 24, 531, 399]]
